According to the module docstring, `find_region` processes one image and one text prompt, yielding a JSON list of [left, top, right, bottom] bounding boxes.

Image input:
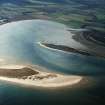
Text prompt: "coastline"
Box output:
[[0, 65, 82, 88], [38, 42, 93, 56]]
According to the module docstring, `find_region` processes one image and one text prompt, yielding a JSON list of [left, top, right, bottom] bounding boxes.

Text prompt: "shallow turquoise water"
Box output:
[[0, 20, 105, 75], [0, 20, 104, 105]]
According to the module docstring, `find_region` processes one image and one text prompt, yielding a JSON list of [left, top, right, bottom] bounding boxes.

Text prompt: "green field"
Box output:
[[0, 0, 105, 32]]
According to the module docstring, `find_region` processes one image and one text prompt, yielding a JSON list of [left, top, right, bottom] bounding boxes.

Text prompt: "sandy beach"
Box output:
[[0, 65, 82, 88], [38, 42, 92, 56]]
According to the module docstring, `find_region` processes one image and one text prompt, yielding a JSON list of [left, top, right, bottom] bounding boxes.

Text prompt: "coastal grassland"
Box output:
[[0, 67, 39, 78], [0, 0, 105, 37], [49, 12, 91, 28], [0, 0, 105, 30]]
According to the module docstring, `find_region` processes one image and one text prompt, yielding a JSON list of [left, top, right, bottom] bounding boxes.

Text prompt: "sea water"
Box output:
[[0, 20, 104, 105]]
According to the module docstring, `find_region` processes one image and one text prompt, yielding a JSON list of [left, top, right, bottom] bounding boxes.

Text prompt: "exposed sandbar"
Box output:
[[38, 42, 92, 56], [0, 65, 82, 88]]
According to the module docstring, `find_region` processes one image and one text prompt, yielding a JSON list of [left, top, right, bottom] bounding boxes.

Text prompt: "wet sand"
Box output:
[[0, 65, 82, 88]]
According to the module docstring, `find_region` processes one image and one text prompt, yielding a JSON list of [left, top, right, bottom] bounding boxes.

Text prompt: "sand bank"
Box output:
[[0, 65, 82, 88]]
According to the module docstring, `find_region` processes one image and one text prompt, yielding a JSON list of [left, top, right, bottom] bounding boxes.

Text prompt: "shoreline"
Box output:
[[0, 65, 82, 88], [0, 75, 82, 88], [38, 42, 93, 56]]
